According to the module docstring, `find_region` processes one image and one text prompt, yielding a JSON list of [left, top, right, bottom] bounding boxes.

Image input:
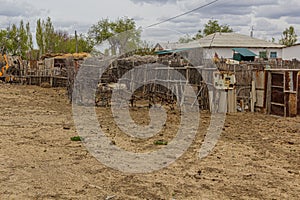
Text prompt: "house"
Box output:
[[197, 33, 284, 60], [155, 33, 284, 60], [282, 43, 300, 61]]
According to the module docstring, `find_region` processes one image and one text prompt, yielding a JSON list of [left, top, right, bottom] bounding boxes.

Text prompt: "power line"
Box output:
[[145, 0, 220, 29]]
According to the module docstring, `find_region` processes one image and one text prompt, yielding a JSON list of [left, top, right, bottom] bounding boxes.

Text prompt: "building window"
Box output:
[[259, 51, 267, 59], [270, 52, 277, 58]]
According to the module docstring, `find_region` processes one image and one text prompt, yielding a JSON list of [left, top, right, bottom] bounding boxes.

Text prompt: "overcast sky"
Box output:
[[0, 0, 299, 45]]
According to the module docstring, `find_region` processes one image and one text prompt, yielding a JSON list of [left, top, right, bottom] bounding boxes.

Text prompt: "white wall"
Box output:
[[203, 48, 233, 59], [282, 45, 300, 60], [249, 48, 283, 59], [204, 47, 283, 59]]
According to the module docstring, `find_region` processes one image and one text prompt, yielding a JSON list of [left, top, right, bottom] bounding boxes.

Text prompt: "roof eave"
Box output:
[[201, 45, 284, 49]]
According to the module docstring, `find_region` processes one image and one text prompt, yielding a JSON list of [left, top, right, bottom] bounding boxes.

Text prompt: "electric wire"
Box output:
[[144, 0, 220, 29]]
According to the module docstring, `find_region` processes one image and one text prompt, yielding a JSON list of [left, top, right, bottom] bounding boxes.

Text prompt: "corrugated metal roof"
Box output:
[[197, 33, 284, 48], [157, 33, 285, 50], [232, 48, 257, 57]]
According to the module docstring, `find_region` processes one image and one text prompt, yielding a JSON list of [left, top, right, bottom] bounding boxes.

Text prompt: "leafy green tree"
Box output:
[[88, 18, 117, 55], [36, 17, 56, 54], [203, 19, 233, 36], [44, 17, 55, 53], [0, 17, 93, 58], [51, 30, 67, 53], [35, 17, 93, 55], [26, 22, 33, 50], [88, 17, 141, 55], [114, 18, 141, 54], [279, 26, 297, 46], [36, 18, 44, 55], [76, 34, 94, 53], [49, 30, 93, 54], [18, 20, 30, 58], [0, 29, 8, 53], [7, 24, 18, 55], [193, 30, 203, 40], [0, 21, 33, 59], [178, 20, 233, 43]]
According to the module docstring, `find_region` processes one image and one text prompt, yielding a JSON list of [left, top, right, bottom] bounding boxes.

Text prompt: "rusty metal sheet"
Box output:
[[253, 71, 265, 89], [297, 72, 300, 115], [289, 93, 297, 117]]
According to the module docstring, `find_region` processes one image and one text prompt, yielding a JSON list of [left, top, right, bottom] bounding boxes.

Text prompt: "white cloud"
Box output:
[[0, 0, 299, 44], [0, 0, 42, 17], [130, 0, 176, 5], [254, 0, 300, 19]]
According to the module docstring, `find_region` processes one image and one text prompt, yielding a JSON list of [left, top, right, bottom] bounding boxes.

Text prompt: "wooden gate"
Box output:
[[266, 69, 299, 117], [298, 72, 300, 115]]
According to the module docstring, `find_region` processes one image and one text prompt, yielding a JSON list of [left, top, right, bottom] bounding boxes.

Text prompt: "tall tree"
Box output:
[[88, 17, 141, 55], [35, 17, 93, 55], [88, 18, 117, 55], [44, 17, 55, 53], [26, 22, 33, 51], [279, 26, 297, 46], [36, 19, 44, 55], [0, 21, 33, 58], [0, 17, 93, 58], [203, 19, 233, 36], [0, 29, 8, 53], [7, 24, 18, 55], [178, 20, 233, 43], [18, 20, 29, 58]]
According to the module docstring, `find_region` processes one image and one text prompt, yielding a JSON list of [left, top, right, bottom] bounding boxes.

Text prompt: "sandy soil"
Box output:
[[0, 84, 299, 199]]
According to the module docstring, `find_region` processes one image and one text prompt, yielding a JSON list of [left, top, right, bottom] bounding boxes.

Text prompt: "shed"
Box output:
[[232, 48, 257, 62]]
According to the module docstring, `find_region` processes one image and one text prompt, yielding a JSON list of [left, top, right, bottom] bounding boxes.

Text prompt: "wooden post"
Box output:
[[251, 80, 256, 112], [130, 70, 134, 93], [50, 77, 53, 87], [240, 100, 245, 112], [266, 71, 272, 114], [219, 90, 227, 113], [209, 91, 214, 113], [297, 72, 300, 115], [227, 89, 236, 113]]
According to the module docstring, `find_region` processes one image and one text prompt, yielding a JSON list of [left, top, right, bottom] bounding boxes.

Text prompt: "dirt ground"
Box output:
[[0, 84, 299, 200]]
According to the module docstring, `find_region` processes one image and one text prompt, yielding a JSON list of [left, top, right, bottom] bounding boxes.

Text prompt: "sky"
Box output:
[[0, 0, 299, 45]]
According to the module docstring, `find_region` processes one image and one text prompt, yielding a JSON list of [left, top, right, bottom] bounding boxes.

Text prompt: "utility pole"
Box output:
[[75, 30, 78, 53], [250, 26, 254, 38]]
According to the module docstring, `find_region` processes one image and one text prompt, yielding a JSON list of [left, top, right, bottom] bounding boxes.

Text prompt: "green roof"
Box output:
[[232, 48, 257, 57]]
